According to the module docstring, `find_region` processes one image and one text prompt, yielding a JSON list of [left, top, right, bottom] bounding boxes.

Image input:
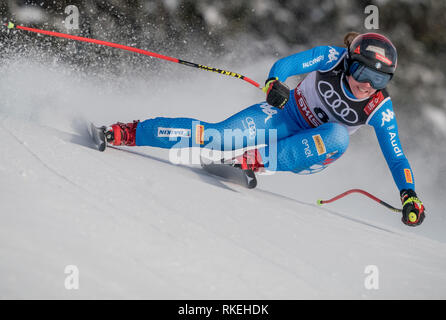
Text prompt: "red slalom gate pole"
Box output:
[[5, 22, 261, 89], [317, 189, 402, 213]]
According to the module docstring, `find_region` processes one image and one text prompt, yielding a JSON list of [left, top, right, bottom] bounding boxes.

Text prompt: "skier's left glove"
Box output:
[[400, 189, 425, 227], [262, 77, 290, 109]]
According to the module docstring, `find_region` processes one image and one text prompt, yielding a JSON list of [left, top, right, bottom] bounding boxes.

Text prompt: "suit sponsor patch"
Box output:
[[364, 91, 385, 116], [303, 55, 324, 68], [295, 88, 322, 128], [312, 134, 326, 156], [157, 127, 191, 138], [404, 169, 413, 184], [195, 124, 205, 145]]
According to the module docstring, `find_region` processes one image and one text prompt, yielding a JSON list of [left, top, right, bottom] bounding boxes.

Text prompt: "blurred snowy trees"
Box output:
[[1, 0, 445, 114]]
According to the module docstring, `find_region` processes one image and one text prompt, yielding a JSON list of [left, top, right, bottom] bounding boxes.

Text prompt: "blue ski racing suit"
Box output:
[[135, 45, 415, 193]]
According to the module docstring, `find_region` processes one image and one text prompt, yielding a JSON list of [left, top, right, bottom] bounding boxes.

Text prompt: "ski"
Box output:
[[200, 157, 257, 189], [89, 124, 257, 188], [89, 123, 107, 152]]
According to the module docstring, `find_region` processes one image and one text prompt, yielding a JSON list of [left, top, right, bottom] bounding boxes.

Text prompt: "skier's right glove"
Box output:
[[400, 189, 425, 227], [262, 77, 290, 109]]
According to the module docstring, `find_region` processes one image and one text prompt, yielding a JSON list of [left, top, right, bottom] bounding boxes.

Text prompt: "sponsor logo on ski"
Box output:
[[195, 124, 205, 145], [157, 127, 191, 138], [404, 169, 413, 184], [312, 134, 326, 156]]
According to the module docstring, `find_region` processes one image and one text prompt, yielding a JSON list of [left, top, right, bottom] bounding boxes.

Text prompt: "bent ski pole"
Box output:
[[317, 189, 402, 213], [4, 22, 261, 89]]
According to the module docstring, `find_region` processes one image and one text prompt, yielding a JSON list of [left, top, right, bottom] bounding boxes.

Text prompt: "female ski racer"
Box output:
[[102, 32, 425, 227]]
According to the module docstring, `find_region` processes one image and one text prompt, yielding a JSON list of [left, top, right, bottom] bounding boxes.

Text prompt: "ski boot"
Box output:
[[233, 149, 265, 173], [105, 121, 140, 146]]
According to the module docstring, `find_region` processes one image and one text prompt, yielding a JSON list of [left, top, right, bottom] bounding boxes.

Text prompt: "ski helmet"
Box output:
[[346, 33, 398, 75]]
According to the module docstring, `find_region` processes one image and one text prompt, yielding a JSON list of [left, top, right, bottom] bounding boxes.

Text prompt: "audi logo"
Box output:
[[317, 81, 359, 124], [245, 117, 256, 138]]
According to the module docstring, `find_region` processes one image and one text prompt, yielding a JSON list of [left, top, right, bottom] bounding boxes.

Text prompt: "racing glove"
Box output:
[[400, 189, 425, 227], [262, 77, 290, 109]]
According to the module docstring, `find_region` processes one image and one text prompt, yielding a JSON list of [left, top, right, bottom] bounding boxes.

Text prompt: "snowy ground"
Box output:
[[0, 58, 445, 299]]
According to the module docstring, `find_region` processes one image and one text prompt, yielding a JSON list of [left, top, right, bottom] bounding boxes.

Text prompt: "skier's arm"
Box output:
[[263, 46, 346, 108], [367, 100, 415, 192], [367, 100, 426, 226], [267, 46, 346, 82]]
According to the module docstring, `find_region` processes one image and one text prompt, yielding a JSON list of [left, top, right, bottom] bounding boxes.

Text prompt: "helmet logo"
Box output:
[[375, 62, 382, 69], [366, 45, 386, 57], [354, 45, 361, 54], [375, 53, 392, 65]]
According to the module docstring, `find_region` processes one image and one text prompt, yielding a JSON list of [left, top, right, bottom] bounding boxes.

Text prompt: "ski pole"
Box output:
[[317, 189, 402, 213], [4, 22, 261, 89]]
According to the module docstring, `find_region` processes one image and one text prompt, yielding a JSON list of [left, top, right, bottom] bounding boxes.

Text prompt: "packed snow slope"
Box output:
[[0, 58, 445, 299]]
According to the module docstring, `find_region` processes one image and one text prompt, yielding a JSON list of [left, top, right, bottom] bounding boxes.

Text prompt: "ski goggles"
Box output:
[[349, 61, 392, 90]]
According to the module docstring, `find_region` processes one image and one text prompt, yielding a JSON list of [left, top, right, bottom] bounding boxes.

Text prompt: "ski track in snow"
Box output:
[[0, 59, 445, 299]]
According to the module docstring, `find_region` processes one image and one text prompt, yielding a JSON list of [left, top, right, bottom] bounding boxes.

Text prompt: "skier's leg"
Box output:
[[259, 122, 349, 174], [135, 102, 300, 150]]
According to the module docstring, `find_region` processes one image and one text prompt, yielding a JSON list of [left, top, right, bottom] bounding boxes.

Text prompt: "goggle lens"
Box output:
[[350, 61, 391, 90]]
